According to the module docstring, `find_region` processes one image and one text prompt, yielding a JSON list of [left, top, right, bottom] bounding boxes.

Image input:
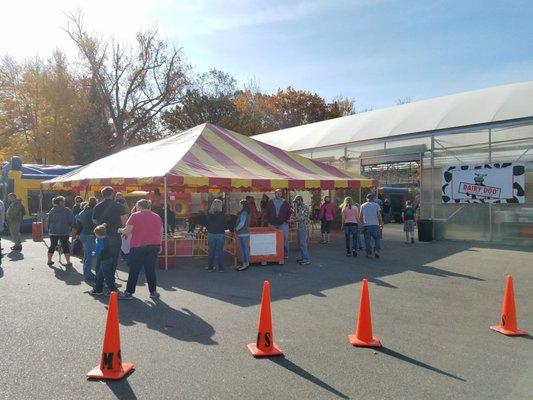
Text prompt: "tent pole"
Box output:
[[164, 176, 168, 271]]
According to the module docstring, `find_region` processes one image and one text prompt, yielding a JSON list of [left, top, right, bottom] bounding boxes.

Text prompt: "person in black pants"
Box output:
[[92, 186, 126, 289], [47, 196, 76, 267]]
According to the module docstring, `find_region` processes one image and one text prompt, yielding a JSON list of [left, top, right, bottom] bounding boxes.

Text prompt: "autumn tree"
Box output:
[[65, 11, 189, 150], [0, 52, 82, 163], [163, 69, 239, 131]]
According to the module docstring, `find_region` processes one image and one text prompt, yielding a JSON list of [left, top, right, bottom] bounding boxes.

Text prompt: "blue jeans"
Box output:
[[94, 235, 121, 291], [126, 245, 159, 294], [297, 228, 309, 261], [364, 225, 381, 256], [208, 233, 225, 270], [237, 235, 250, 266], [269, 223, 289, 257], [94, 258, 117, 292], [344, 224, 359, 252], [79, 234, 96, 281]]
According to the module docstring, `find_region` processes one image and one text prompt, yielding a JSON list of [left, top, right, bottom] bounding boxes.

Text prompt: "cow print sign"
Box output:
[[442, 163, 525, 204]]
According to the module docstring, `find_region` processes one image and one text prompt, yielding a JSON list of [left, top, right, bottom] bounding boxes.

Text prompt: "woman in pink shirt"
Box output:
[[318, 196, 335, 244], [119, 199, 163, 300], [340, 197, 361, 257]]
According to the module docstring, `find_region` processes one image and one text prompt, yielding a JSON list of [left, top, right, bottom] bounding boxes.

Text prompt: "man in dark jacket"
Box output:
[[6, 193, 25, 251], [266, 189, 291, 259], [92, 187, 126, 280]]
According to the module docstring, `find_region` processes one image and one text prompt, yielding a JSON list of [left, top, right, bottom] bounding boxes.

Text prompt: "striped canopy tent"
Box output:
[[41, 123, 376, 192]]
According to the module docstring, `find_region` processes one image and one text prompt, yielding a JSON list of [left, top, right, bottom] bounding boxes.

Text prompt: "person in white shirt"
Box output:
[[359, 193, 383, 258]]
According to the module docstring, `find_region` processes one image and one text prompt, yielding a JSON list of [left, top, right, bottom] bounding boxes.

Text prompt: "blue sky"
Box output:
[[2, 0, 533, 110]]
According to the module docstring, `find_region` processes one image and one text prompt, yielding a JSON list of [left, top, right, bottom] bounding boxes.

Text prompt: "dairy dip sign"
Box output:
[[442, 163, 525, 204]]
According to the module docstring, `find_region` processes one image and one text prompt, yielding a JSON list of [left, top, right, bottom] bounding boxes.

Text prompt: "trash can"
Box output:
[[32, 221, 43, 242], [417, 219, 433, 242]]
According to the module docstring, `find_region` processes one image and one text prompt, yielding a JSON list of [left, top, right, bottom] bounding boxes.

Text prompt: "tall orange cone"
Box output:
[[490, 275, 528, 336], [247, 281, 284, 357], [87, 291, 135, 379], [348, 279, 382, 347]]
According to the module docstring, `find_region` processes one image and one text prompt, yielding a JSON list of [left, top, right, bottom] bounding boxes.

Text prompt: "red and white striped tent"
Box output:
[[42, 123, 376, 191]]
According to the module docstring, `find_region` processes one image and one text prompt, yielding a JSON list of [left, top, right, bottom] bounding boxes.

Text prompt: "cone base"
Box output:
[[87, 363, 135, 380], [247, 342, 284, 357], [348, 334, 382, 347], [490, 325, 528, 336]]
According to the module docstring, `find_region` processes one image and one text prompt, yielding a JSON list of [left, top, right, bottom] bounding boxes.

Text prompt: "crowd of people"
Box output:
[[0, 186, 417, 296]]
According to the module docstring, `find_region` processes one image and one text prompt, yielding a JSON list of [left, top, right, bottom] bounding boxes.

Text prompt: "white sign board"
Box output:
[[442, 163, 525, 204], [250, 233, 277, 256]]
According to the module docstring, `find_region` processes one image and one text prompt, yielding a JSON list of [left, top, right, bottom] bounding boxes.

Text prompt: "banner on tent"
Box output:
[[441, 163, 525, 204]]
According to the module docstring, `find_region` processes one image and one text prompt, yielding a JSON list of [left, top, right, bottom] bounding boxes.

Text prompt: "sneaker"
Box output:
[[300, 260, 311, 265], [296, 258, 303, 263], [218, 268, 226, 273], [149, 291, 161, 299], [411, 238, 415, 244], [353, 250, 357, 257], [237, 265, 249, 271], [120, 292, 134, 300], [374, 252, 380, 259], [204, 266, 214, 271], [346, 251, 351, 257], [90, 289, 104, 296]]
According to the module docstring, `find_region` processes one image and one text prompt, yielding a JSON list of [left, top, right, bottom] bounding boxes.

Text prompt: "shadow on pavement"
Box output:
[[162, 236, 488, 307], [270, 357, 349, 399], [377, 347, 466, 382], [7, 251, 24, 261], [92, 296, 217, 345], [105, 377, 138, 400], [49, 263, 84, 285]]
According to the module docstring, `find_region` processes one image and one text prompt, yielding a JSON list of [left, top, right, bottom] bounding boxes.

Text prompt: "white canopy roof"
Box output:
[[254, 82, 533, 152]]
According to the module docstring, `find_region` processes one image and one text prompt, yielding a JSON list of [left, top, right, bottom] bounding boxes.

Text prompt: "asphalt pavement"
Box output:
[[0, 225, 531, 400]]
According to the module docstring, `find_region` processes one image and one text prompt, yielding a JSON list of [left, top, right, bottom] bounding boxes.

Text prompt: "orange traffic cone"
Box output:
[[247, 281, 284, 357], [490, 275, 528, 336], [348, 279, 382, 347], [87, 292, 135, 379]]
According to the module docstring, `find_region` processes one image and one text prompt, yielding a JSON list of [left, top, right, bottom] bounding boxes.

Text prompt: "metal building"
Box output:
[[254, 82, 533, 245]]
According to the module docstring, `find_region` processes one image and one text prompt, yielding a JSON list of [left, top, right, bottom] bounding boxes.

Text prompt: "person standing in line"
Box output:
[[340, 196, 361, 257], [72, 196, 84, 216], [46, 196, 76, 267], [236, 199, 251, 271], [119, 199, 163, 300], [382, 199, 391, 223], [266, 189, 291, 259], [90, 223, 120, 296], [205, 199, 226, 272], [259, 194, 269, 227], [6, 193, 25, 251], [92, 187, 126, 288], [245, 196, 260, 227], [292, 195, 311, 265], [318, 196, 335, 244], [77, 197, 98, 282], [402, 201, 416, 244], [0, 198, 5, 263], [360, 193, 383, 258]]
